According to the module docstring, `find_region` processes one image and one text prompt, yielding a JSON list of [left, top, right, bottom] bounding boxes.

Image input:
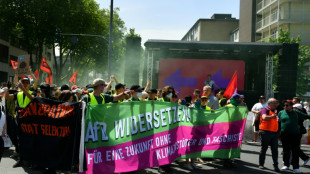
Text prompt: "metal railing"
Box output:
[[256, 20, 263, 30], [257, 0, 277, 12], [270, 11, 278, 22]]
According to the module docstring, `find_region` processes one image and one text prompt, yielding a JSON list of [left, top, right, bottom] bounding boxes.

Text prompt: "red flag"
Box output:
[[69, 70, 78, 85], [40, 57, 52, 75], [223, 71, 238, 99], [45, 74, 53, 85], [34, 69, 40, 79], [10, 60, 18, 70]]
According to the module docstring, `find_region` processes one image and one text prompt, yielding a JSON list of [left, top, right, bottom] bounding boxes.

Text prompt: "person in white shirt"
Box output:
[[251, 96, 267, 142]]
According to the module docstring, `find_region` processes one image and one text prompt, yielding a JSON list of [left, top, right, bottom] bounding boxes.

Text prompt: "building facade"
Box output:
[[0, 30, 52, 84], [239, 0, 310, 44], [182, 14, 239, 42]]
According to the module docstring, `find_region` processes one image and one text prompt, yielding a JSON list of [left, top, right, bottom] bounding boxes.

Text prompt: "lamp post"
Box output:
[[108, 0, 113, 77]]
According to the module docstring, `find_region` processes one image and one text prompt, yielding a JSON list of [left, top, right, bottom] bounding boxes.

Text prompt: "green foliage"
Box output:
[[0, 0, 128, 86], [268, 29, 310, 95]]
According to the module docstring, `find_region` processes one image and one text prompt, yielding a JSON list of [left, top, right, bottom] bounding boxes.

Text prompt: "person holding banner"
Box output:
[[5, 78, 34, 168], [128, 85, 143, 101], [81, 78, 129, 104]]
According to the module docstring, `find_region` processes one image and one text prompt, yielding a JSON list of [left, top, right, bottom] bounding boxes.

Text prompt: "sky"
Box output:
[[96, 0, 240, 45]]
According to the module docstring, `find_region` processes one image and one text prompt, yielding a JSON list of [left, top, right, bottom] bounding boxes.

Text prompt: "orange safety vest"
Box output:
[[259, 109, 278, 132]]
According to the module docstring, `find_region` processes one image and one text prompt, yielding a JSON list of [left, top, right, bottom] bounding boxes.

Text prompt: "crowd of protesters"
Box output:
[[0, 69, 310, 173]]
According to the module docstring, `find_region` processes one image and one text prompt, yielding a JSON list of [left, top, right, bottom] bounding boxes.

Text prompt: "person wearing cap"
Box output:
[[4, 78, 34, 168], [251, 95, 267, 142], [5, 78, 34, 109], [226, 94, 241, 107], [278, 100, 310, 173], [72, 88, 83, 101], [200, 96, 211, 111], [81, 78, 129, 104], [202, 85, 219, 110], [257, 98, 280, 172]]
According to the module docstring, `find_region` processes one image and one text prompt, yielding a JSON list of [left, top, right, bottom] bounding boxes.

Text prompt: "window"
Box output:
[[0, 44, 9, 63]]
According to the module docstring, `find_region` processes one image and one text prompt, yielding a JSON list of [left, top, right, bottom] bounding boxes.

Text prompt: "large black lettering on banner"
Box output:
[[18, 97, 81, 170]]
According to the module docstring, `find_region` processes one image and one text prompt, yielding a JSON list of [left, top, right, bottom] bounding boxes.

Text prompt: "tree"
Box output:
[[0, 0, 127, 86], [268, 29, 310, 95]]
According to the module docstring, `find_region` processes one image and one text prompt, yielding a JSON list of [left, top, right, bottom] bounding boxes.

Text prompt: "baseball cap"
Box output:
[[92, 78, 106, 87], [232, 93, 241, 99], [115, 83, 126, 90]]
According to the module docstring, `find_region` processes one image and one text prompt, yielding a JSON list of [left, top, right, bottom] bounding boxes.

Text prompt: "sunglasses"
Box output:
[[284, 104, 291, 107]]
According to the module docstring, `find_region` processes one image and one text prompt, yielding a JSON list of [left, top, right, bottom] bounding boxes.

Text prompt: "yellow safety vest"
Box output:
[[89, 93, 105, 105], [17, 91, 33, 108], [205, 105, 211, 111], [219, 97, 227, 107]]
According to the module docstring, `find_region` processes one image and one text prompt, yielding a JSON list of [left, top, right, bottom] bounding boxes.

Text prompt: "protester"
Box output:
[[251, 96, 267, 142], [72, 88, 83, 101], [239, 95, 247, 107], [127, 85, 142, 101], [303, 102, 310, 114], [200, 96, 211, 110], [157, 89, 162, 99], [293, 103, 310, 166], [202, 85, 219, 110], [161, 86, 175, 102], [5, 77, 35, 168], [226, 94, 241, 107], [146, 89, 157, 101], [158, 85, 176, 173], [216, 90, 227, 107], [58, 90, 74, 102], [81, 78, 129, 104], [258, 98, 280, 172], [39, 83, 53, 99], [279, 100, 310, 173]]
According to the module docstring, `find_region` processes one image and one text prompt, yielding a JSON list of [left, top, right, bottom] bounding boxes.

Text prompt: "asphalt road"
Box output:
[[1, 142, 310, 174], [1, 115, 310, 174]]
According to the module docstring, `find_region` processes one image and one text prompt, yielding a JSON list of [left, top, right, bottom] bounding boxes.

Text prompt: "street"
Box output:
[[1, 142, 310, 174]]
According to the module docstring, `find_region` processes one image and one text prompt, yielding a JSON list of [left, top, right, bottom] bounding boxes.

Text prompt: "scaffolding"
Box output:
[[146, 49, 154, 88], [265, 53, 274, 99]]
